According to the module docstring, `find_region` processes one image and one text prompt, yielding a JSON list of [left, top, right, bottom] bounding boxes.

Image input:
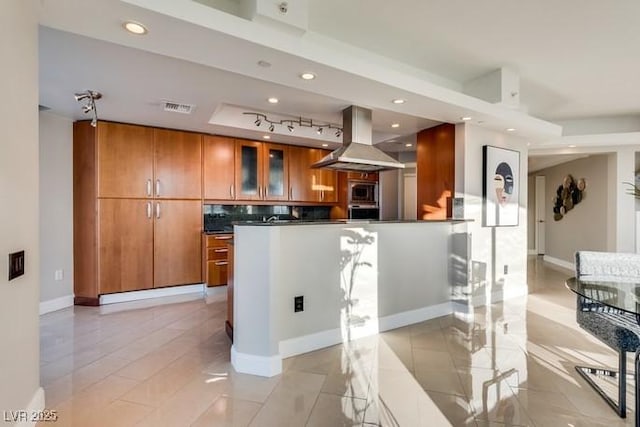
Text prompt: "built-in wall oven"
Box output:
[[348, 180, 379, 220], [348, 181, 378, 205], [348, 205, 380, 220]]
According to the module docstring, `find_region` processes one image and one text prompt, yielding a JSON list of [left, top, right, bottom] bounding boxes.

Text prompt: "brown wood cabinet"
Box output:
[[204, 234, 233, 286], [154, 200, 202, 288], [74, 121, 203, 305], [98, 198, 154, 294], [288, 147, 337, 203], [97, 122, 154, 198], [203, 135, 235, 200], [226, 240, 234, 340], [235, 139, 289, 201], [417, 123, 455, 220], [154, 129, 202, 199], [347, 171, 379, 182]]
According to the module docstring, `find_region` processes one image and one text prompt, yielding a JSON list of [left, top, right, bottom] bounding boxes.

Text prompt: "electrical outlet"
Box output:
[[54, 269, 64, 281], [294, 295, 304, 312], [8, 251, 25, 281], [504, 265, 508, 275]]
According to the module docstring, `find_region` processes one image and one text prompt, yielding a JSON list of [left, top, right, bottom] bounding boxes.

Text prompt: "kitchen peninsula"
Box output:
[[230, 219, 469, 377]]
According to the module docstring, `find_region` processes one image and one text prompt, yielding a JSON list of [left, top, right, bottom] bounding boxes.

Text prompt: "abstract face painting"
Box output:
[[483, 146, 520, 227], [494, 162, 514, 207]]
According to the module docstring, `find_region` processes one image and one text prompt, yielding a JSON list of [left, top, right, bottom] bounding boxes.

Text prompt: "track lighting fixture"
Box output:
[[243, 112, 342, 139], [74, 90, 101, 127]]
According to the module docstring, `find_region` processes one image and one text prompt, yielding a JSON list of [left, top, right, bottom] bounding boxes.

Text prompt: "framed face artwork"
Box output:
[[482, 145, 520, 227]]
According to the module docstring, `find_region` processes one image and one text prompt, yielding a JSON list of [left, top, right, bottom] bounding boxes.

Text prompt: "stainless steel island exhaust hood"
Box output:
[[311, 106, 405, 172]]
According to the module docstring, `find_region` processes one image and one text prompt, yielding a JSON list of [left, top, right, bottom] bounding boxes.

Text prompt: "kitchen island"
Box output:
[[231, 219, 470, 377]]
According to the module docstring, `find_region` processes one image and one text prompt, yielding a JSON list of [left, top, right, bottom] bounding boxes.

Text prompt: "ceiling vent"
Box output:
[[162, 101, 195, 114]]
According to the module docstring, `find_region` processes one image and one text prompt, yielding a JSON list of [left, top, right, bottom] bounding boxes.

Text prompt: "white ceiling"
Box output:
[[38, 0, 640, 156]]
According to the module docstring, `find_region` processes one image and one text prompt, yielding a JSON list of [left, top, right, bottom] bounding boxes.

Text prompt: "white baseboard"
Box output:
[[39, 295, 74, 315], [231, 345, 282, 377], [100, 284, 205, 305], [278, 301, 454, 362], [543, 255, 575, 272], [10, 387, 45, 427], [377, 301, 454, 332]]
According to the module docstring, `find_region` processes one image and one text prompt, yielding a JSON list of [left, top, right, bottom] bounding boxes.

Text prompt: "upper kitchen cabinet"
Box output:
[[288, 146, 315, 202], [313, 149, 338, 203], [154, 129, 202, 199], [347, 171, 379, 182], [235, 139, 289, 201], [288, 147, 337, 203], [97, 122, 154, 198], [203, 135, 235, 200]]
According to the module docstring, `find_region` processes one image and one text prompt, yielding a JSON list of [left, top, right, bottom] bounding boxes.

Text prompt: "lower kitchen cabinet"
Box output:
[[98, 199, 154, 294], [204, 233, 233, 286], [154, 200, 202, 288], [90, 198, 202, 302]]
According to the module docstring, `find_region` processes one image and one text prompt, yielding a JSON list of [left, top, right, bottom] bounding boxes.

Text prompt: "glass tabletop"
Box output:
[[566, 277, 640, 316]]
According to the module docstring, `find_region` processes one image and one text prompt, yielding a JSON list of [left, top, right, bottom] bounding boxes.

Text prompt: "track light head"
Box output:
[[82, 104, 94, 113], [74, 93, 90, 102], [91, 116, 97, 127], [335, 129, 341, 137], [255, 118, 261, 126], [269, 124, 275, 132], [287, 125, 294, 132], [317, 127, 323, 135]]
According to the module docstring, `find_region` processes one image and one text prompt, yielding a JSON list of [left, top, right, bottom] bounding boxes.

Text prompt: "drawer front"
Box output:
[[207, 260, 228, 286], [206, 234, 233, 248], [207, 247, 229, 260]]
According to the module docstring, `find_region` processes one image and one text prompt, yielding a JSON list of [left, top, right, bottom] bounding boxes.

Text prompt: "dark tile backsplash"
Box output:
[[203, 205, 331, 232]]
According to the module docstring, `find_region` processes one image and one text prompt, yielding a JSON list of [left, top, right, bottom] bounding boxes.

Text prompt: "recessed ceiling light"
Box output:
[[392, 99, 405, 104], [300, 72, 316, 80], [461, 117, 472, 121], [321, 143, 329, 147], [391, 123, 400, 128], [267, 97, 279, 104], [506, 128, 516, 132], [405, 143, 413, 147], [262, 135, 271, 140], [123, 21, 147, 35], [257, 60, 272, 68], [568, 144, 576, 148]]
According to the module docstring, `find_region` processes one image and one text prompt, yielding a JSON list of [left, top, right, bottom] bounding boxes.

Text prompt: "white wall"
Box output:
[[39, 112, 74, 305], [457, 124, 529, 303], [0, 0, 43, 415], [527, 175, 535, 251], [536, 155, 609, 264]]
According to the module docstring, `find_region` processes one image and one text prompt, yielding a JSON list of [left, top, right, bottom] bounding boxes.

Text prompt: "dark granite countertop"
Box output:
[[232, 219, 473, 226]]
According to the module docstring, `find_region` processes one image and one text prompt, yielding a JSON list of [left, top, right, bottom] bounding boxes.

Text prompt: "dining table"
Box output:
[[566, 276, 640, 426]]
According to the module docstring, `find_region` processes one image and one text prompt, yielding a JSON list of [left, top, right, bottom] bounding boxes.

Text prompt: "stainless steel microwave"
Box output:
[[348, 181, 378, 205]]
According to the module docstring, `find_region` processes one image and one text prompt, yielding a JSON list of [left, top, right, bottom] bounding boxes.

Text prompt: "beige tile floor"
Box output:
[[38, 258, 638, 426]]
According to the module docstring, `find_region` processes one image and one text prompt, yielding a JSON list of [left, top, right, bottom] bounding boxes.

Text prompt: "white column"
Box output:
[[614, 148, 636, 252]]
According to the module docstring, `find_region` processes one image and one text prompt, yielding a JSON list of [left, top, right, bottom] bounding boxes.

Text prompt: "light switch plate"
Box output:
[[9, 251, 25, 281]]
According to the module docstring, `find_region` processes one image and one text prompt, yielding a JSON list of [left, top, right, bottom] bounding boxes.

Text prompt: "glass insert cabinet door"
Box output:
[[234, 140, 288, 201], [265, 145, 288, 200]]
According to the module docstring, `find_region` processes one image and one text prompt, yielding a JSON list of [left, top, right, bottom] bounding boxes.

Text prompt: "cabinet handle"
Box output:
[[214, 235, 232, 240], [214, 248, 228, 253], [146, 179, 152, 197], [265, 186, 268, 198], [156, 179, 161, 197], [146, 202, 152, 219], [289, 187, 293, 200], [230, 185, 235, 198], [155, 202, 160, 219], [321, 190, 324, 201], [258, 186, 262, 198], [214, 261, 228, 266]]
